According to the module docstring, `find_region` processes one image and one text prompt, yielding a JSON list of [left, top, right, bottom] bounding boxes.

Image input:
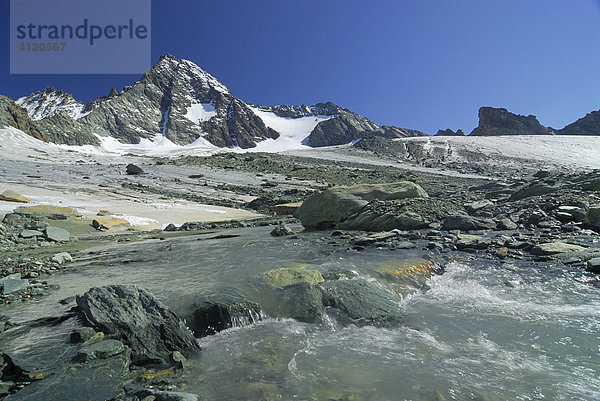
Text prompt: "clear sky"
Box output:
[[1, 0, 600, 134]]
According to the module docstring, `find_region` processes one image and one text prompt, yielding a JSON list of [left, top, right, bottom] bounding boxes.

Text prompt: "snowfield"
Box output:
[[247, 106, 333, 152], [1, 126, 599, 172], [399, 135, 600, 170]]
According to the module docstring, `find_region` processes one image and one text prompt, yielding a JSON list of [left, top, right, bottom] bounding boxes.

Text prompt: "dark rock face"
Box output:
[[79, 55, 278, 148], [0, 95, 47, 141], [76, 285, 200, 364], [36, 111, 99, 146], [435, 128, 465, 136], [306, 105, 426, 147], [470, 107, 555, 136], [559, 110, 600, 135]]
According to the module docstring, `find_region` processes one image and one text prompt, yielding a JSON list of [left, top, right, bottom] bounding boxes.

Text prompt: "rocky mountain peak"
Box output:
[[559, 109, 600, 135], [435, 128, 465, 136], [470, 107, 555, 136], [16, 87, 86, 121]]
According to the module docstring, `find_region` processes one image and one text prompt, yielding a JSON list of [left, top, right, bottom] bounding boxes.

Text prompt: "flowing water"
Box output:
[[3, 226, 600, 401]]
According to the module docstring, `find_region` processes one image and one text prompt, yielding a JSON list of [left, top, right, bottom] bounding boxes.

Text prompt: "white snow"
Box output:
[[111, 214, 158, 226], [399, 135, 600, 170], [89, 133, 220, 157], [184, 103, 217, 124], [246, 106, 333, 152]]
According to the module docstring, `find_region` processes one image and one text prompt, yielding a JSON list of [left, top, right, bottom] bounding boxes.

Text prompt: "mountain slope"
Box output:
[[559, 110, 600, 135], [0, 95, 47, 142]]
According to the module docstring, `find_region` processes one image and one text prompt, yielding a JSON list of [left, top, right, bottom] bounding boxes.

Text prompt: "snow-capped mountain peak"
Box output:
[[16, 87, 88, 121]]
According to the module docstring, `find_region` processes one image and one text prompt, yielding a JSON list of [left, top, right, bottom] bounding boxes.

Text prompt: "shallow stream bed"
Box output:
[[2, 226, 600, 401]]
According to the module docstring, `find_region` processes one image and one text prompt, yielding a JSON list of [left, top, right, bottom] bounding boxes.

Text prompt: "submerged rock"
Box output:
[[295, 182, 428, 230], [76, 285, 200, 365], [76, 339, 126, 362], [319, 279, 402, 321], [274, 282, 323, 323], [5, 355, 129, 401], [261, 267, 324, 287], [127, 388, 199, 401]]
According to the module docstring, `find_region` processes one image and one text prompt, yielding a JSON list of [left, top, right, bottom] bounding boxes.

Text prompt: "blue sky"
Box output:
[[1, 0, 600, 134]]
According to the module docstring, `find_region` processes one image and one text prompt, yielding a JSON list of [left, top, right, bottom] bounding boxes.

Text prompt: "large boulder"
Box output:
[[76, 285, 200, 365], [295, 182, 428, 230]]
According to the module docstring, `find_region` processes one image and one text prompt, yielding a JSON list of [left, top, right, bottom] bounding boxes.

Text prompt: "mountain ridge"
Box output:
[[5, 54, 426, 149]]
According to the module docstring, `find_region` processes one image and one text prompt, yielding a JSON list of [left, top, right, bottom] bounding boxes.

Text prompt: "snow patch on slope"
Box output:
[[247, 106, 332, 152], [184, 102, 217, 124]]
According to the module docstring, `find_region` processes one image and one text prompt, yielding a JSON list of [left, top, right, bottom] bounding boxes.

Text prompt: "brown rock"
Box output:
[[273, 202, 303, 215], [14, 205, 81, 218], [0, 189, 31, 203], [92, 217, 130, 230]]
